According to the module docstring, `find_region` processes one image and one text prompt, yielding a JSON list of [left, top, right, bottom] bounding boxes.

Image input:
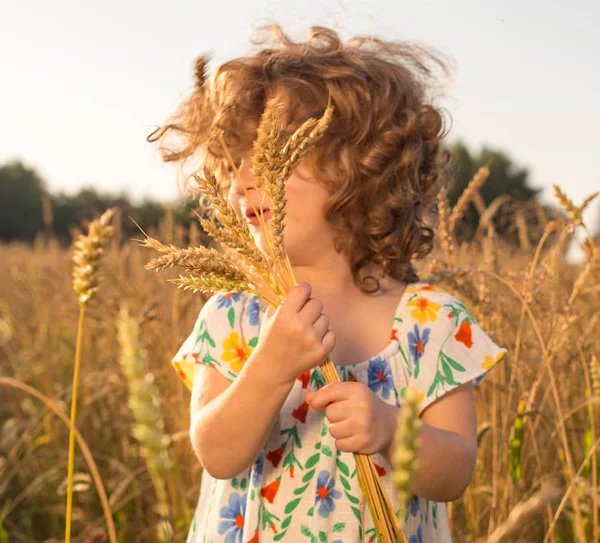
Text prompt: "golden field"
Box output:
[[0, 189, 598, 543]]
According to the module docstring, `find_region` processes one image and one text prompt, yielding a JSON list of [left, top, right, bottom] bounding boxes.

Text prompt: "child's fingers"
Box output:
[[323, 399, 352, 422], [329, 419, 355, 440], [306, 382, 356, 411]]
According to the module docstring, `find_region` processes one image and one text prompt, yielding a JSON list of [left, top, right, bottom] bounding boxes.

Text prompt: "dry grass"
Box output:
[[0, 181, 599, 542]]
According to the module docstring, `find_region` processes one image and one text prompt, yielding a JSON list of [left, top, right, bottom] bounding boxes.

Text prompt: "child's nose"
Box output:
[[234, 158, 265, 196]]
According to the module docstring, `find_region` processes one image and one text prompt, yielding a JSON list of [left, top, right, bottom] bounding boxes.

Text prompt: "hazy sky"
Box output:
[[2, 0, 599, 229]]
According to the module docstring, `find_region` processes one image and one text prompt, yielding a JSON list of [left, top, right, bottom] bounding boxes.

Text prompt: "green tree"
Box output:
[[0, 160, 47, 241], [448, 141, 547, 243]]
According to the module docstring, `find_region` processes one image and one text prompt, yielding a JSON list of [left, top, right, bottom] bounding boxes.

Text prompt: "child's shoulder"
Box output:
[[404, 282, 471, 327]]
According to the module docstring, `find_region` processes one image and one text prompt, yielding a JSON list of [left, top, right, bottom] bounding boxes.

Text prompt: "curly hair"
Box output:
[[148, 24, 452, 293]]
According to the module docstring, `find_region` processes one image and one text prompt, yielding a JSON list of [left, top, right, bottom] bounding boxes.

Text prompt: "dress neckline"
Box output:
[[252, 281, 421, 368], [335, 283, 414, 368]]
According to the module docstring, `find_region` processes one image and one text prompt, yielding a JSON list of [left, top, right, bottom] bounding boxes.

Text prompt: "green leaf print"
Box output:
[[281, 516, 292, 529], [294, 483, 310, 495], [321, 421, 328, 437], [344, 490, 360, 504], [319, 531, 328, 543], [333, 522, 346, 533], [445, 352, 466, 372], [365, 527, 379, 542], [444, 301, 474, 327], [305, 453, 320, 469], [231, 477, 238, 489], [441, 359, 457, 384], [351, 505, 362, 522], [248, 336, 258, 347], [427, 373, 440, 397], [307, 506, 314, 517], [193, 319, 218, 366], [340, 475, 351, 491], [303, 468, 316, 482], [336, 458, 349, 477], [321, 444, 333, 457], [301, 525, 317, 542], [227, 306, 235, 328], [273, 533, 286, 542], [284, 497, 302, 514]]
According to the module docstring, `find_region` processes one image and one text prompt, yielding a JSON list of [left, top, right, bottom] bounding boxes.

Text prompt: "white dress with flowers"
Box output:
[[173, 282, 507, 543]]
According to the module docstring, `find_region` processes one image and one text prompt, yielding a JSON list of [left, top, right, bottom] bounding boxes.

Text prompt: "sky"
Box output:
[[1, 0, 599, 232]]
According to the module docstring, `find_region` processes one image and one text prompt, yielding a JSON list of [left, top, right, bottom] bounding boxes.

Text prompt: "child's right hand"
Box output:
[[252, 282, 336, 388]]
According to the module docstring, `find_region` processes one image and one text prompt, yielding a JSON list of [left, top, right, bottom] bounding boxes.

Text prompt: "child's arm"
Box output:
[[190, 354, 295, 480], [190, 283, 336, 479], [306, 380, 477, 503]]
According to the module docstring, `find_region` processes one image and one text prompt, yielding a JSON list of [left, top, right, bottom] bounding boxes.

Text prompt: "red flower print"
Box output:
[[447, 311, 455, 319], [290, 467, 295, 478], [266, 447, 283, 467], [270, 523, 278, 534], [292, 402, 309, 424], [260, 479, 281, 504], [248, 529, 259, 543], [348, 373, 357, 382], [455, 320, 473, 348], [296, 371, 310, 389], [390, 328, 398, 341], [374, 463, 387, 477]]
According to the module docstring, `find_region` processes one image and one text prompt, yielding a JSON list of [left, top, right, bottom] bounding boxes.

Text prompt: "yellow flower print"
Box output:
[[408, 296, 441, 324], [481, 351, 504, 370], [221, 332, 253, 372]]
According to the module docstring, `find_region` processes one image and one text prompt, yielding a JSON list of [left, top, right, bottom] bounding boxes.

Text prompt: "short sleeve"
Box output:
[[403, 285, 508, 413], [171, 291, 261, 390]]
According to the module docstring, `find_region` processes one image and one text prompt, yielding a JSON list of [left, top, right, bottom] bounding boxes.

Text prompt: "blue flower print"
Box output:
[[216, 292, 243, 310], [409, 523, 422, 543], [247, 296, 262, 326], [409, 495, 420, 517], [218, 493, 247, 543], [315, 470, 342, 518], [251, 451, 264, 487], [367, 357, 394, 400], [408, 324, 430, 365]]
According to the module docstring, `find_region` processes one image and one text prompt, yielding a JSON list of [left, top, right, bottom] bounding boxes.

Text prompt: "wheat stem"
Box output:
[[65, 306, 86, 543]]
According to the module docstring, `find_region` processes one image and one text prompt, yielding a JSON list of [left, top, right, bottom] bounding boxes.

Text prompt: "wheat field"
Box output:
[[0, 186, 598, 543]]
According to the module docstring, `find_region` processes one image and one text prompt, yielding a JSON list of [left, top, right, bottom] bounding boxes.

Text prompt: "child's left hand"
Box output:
[[305, 382, 398, 456]]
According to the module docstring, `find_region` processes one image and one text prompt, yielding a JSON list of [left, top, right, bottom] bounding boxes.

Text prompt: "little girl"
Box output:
[[153, 24, 507, 542]]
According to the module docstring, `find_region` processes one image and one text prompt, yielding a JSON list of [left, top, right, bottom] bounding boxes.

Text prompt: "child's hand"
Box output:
[[305, 382, 398, 455], [252, 282, 336, 388]]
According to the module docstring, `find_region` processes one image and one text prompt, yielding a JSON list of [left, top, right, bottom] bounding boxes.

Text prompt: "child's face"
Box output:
[[227, 154, 334, 265]]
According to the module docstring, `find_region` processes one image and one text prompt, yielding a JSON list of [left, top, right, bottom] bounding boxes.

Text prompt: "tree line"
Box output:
[[1, 142, 596, 246]]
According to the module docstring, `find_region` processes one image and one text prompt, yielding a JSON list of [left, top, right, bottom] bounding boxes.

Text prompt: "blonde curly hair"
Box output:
[[148, 24, 452, 293]]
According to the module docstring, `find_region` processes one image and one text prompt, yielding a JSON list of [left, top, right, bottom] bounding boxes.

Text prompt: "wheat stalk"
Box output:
[[66, 208, 115, 543], [392, 388, 422, 530], [118, 306, 173, 540], [437, 185, 454, 257], [486, 486, 562, 543], [448, 165, 490, 232]]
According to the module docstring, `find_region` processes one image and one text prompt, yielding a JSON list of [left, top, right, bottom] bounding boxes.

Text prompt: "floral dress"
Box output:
[[173, 282, 507, 542]]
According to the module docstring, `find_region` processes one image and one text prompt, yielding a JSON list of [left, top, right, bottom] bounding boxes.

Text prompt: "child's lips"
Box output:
[[245, 209, 271, 225]]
